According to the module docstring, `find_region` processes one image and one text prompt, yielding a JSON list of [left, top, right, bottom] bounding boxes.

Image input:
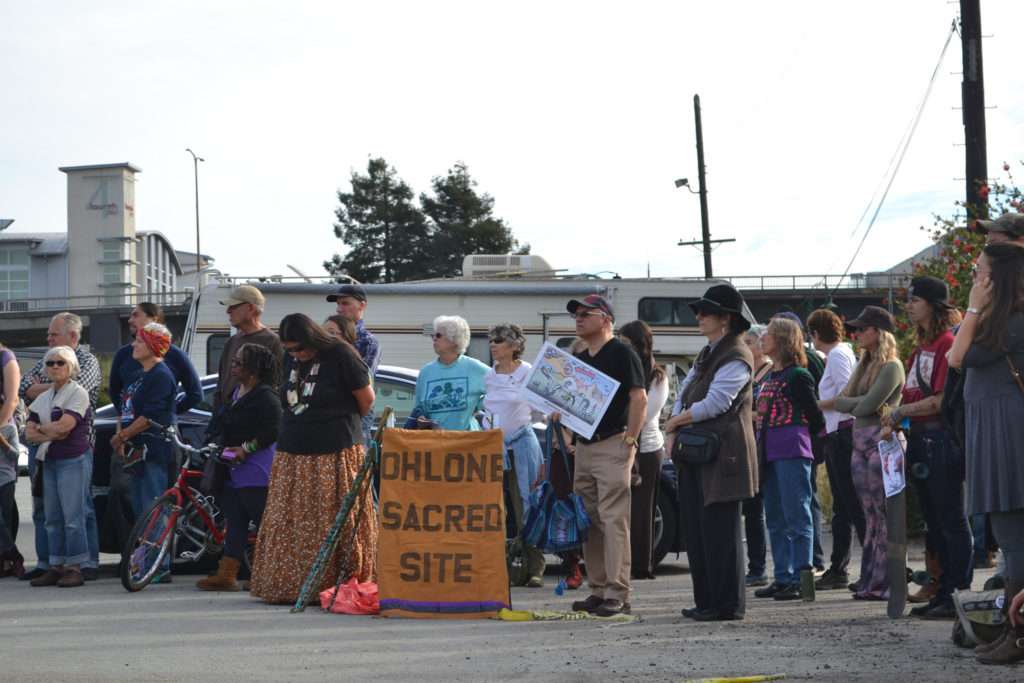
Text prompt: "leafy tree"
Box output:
[[325, 158, 430, 283], [420, 162, 528, 278]]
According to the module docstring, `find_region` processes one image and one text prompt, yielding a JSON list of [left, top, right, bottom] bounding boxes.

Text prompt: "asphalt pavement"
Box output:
[[0, 479, 1001, 682]]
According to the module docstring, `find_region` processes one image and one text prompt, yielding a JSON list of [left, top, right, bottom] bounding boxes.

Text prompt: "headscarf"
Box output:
[[138, 322, 172, 358]]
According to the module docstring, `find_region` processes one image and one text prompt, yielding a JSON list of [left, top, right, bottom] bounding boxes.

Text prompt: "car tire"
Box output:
[[652, 484, 677, 568]]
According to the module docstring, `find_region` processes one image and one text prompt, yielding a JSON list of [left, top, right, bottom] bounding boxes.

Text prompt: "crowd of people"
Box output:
[[0, 214, 1022, 666]]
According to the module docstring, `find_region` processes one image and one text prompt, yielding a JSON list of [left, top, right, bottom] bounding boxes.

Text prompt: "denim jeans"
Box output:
[[27, 444, 49, 569], [131, 450, 173, 571], [504, 425, 544, 518], [907, 428, 974, 600], [763, 457, 814, 586], [43, 452, 91, 567], [81, 450, 99, 569]]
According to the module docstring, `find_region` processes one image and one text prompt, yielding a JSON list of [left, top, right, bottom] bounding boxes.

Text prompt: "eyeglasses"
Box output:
[[45, 360, 67, 367], [489, 337, 510, 344], [284, 344, 306, 355]]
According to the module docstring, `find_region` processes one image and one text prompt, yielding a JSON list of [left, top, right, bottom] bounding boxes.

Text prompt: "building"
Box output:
[[0, 162, 195, 351]]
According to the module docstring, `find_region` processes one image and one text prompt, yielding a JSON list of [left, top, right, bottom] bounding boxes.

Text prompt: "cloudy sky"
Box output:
[[3, 1, 1023, 283]]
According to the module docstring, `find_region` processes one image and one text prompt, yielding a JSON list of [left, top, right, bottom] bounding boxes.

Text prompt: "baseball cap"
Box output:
[[844, 305, 895, 334], [908, 276, 953, 310], [974, 212, 1024, 237], [219, 285, 265, 308], [567, 294, 615, 321], [326, 284, 368, 303]]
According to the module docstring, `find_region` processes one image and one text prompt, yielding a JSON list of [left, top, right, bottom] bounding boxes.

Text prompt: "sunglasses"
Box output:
[[571, 311, 604, 320], [45, 360, 67, 367], [432, 333, 445, 340], [489, 336, 511, 344], [284, 344, 306, 355]]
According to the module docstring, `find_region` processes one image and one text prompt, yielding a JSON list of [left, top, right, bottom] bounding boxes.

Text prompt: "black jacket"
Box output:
[[210, 383, 282, 451]]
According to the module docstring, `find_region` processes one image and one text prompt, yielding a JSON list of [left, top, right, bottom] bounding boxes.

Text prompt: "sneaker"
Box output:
[[594, 599, 631, 617], [745, 573, 769, 587], [81, 567, 99, 582], [754, 582, 784, 599], [815, 568, 850, 590], [571, 595, 605, 613], [526, 575, 544, 588], [773, 584, 802, 601]]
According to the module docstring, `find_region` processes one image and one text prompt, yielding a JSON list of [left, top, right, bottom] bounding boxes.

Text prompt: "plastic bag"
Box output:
[[320, 578, 380, 615]]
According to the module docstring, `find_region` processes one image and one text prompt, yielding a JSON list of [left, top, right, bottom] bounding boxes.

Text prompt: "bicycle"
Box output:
[[118, 421, 255, 592]]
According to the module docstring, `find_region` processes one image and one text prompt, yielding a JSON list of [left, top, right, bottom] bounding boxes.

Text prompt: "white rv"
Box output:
[[183, 275, 745, 377]]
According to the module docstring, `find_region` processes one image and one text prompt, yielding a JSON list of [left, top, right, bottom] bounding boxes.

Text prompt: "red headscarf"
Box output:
[[138, 324, 171, 358]]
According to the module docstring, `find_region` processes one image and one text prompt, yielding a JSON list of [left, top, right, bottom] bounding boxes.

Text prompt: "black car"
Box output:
[[91, 365, 420, 554]]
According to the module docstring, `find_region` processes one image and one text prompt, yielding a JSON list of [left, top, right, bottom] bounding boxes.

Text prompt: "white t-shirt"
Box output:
[[640, 374, 669, 453], [483, 362, 534, 436], [819, 343, 856, 434]]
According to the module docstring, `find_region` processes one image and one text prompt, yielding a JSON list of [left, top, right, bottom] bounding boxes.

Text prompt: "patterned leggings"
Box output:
[[851, 425, 888, 599]]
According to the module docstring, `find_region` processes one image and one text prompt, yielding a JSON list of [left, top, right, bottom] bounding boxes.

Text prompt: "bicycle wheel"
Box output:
[[119, 494, 179, 592]]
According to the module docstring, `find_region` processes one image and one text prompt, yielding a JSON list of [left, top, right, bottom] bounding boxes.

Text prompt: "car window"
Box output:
[[196, 383, 216, 413], [374, 376, 416, 425]]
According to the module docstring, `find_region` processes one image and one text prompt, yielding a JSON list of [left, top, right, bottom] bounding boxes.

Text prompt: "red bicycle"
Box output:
[[119, 422, 254, 592]]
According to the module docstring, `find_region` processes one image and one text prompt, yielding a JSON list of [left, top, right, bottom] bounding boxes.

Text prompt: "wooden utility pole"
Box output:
[[678, 94, 734, 278], [960, 0, 988, 219]]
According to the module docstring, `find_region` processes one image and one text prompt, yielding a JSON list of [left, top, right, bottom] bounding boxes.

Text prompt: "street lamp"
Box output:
[[185, 148, 205, 282], [674, 178, 699, 194]]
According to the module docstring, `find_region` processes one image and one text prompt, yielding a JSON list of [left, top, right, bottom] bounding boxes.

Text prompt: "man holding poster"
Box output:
[[562, 294, 647, 617]]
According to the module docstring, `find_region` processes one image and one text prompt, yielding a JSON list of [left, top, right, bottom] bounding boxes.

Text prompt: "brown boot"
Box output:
[[909, 550, 943, 603], [196, 556, 241, 592], [977, 625, 1024, 665], [57, 567, 84, 588], [30, 567, 63, 587]]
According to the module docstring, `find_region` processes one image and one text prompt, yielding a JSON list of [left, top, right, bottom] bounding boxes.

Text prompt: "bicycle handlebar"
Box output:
[[146, 420, 218, 458]]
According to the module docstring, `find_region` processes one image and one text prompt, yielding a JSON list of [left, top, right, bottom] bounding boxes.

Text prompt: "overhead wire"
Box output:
[[824, 19, 958, 302]]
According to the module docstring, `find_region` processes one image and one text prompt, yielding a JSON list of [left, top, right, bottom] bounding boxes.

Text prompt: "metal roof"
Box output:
[[254, 281, 609, 297], [0, 232, 68, 255]]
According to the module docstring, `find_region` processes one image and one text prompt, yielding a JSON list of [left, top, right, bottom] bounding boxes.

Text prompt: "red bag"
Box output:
[[319, 578, 380, 615]]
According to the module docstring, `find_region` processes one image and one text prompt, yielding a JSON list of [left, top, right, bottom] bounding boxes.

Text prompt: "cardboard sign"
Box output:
[[378, 428, 510, 619]]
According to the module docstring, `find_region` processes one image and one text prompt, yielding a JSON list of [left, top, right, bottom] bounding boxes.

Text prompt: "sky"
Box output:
[[2, 1, 1023, 284]]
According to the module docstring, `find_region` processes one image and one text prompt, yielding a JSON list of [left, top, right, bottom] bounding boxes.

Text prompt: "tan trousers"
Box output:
[[574, 435, 635, 602]]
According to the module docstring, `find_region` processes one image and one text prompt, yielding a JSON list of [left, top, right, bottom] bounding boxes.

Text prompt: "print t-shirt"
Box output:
[[121, 362, 178, 462], [574, 338, 645, 438], [483, 362, 534, 435], [415, 355, 490, 431], [903, 330, 954, 423]]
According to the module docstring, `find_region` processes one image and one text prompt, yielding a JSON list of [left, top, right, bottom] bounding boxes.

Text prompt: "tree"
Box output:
[[325, 158, 431, 283], [419, 162, 528, 278]]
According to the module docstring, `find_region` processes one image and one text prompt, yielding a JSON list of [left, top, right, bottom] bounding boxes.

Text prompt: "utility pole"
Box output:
[[677, 94, 734, 278], [960, 0, 988, 219], [186, 148, 204, 281]]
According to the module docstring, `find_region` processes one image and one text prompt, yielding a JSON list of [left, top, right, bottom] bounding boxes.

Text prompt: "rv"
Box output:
[[184, 274, 746, 379]]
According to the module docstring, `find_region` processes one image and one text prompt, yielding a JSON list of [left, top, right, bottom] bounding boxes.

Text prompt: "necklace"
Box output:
[[285, 360, 320, 415]]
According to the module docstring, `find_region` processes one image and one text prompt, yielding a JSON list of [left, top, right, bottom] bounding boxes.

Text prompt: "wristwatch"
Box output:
[[966, 307, 980, 315], [623, 434, 638, 447]]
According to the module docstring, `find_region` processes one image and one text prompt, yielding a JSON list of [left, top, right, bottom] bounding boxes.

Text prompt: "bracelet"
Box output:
[[966, 307, 980, 315], [242, 439, 258, 455]]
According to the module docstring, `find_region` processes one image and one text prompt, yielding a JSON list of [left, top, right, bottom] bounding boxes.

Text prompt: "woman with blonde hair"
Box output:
[[822, 306, 905, 601], [753, 318, 824, 601]]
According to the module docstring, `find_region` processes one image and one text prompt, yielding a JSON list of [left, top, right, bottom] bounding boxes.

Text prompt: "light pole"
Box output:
[[185, 148, 204, 282]]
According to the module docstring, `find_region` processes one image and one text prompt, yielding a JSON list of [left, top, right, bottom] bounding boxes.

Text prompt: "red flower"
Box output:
[[979, 184, 991, 201], [1005, 162, 1011, 172]]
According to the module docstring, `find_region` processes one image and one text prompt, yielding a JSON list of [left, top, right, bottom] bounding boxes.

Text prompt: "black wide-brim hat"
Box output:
[[689, 284, 752, 331]]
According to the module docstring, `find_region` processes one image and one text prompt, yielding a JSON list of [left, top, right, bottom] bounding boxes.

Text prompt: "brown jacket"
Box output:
[[678, 334, 757, 506]]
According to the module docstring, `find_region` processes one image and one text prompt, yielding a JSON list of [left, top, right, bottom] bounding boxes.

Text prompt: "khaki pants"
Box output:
[[574, 435, 635, 602]]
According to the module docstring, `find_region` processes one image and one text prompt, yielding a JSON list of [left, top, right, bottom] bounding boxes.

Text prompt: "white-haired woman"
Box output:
[[111, 323, 178, 537], [24, 346, 92, 587], [483, 323, 545, 586], [413, 315, 490, 431], [822, 306, 905, 601]]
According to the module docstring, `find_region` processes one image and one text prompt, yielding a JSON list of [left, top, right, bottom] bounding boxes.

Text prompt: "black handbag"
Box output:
[[671, 426, 721, 465]]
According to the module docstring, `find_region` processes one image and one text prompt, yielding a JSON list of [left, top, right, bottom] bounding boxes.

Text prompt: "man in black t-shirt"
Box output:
[[561, 294, 646, 617]]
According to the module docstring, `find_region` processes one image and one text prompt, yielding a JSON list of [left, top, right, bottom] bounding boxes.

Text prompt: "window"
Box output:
[[0, 246, 30, 300], [101, 242, 126, 262], [374, 377, 417, 425], [206, 333, 230, 374], [638, 298, 699, 326]]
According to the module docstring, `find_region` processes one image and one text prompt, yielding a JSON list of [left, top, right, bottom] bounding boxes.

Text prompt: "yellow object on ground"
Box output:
[[496, 608, 638, 623], [681, 675, 786, 683]]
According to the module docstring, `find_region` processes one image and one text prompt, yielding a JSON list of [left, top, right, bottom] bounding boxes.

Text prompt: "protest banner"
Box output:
[[523, 342, 620, 440], [378, 428, 510, 619]]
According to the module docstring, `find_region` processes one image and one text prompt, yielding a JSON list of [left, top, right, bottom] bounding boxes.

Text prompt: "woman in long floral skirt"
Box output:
[[251, 314, 377, 605]]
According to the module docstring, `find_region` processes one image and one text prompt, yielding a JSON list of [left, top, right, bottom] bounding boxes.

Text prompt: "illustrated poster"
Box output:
[[522, 342, 620, 440], [878, 435, 906, 498]]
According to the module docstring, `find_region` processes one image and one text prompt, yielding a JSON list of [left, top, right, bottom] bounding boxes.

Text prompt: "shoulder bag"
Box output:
[[521, 424, 591, 553], [672, 365, 758, 466]]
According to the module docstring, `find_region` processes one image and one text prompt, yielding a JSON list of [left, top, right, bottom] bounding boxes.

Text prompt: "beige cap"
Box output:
[[219, 285, 265, 308]]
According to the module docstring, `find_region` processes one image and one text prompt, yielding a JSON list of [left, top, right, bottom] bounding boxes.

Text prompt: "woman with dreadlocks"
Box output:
[[197, 343, 282, 591]]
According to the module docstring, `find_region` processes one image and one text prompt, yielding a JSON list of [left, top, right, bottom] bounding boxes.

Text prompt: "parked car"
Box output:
[[90, 365, 420, 555]]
